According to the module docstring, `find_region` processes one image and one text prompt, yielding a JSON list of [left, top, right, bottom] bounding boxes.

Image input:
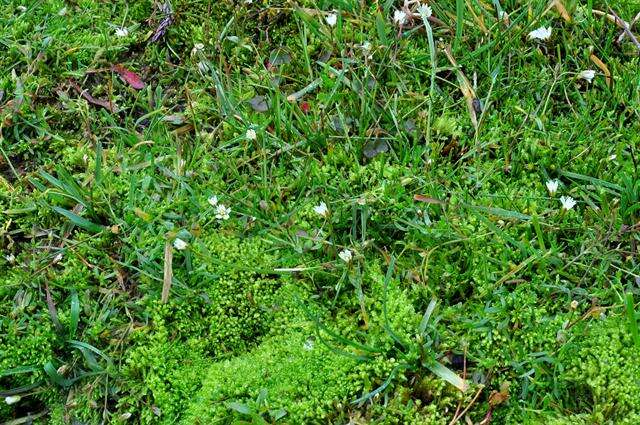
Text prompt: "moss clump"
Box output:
[[559, 315, 640, 423], [182, 331, 362, 424]]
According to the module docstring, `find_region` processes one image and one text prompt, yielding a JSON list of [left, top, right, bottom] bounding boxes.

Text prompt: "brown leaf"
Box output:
[[488, 381, 510, 407], [69, 80, 117, 112], [414, 194, 446, 205], [111, 64, 145, 90]]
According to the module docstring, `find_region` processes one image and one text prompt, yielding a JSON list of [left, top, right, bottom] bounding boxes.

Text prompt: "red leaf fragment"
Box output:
[[111, 64, 145, 90], [69, 80, 117, 112]]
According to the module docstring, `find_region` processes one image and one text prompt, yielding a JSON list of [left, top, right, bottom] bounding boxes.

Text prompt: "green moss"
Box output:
[[558, 315, 640, 423], [182, 331, 362, 424]]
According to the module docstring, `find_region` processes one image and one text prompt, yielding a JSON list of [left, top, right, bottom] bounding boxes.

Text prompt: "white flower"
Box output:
[[17, 5, 27, 13], [246, 128, 257, 140], [417, 5, 432, 18], [215, 204, 231, 220], [393, 9, 407, 25], [191, 43, 205, 56], [5, 254, 15, 263], [578, 69, 595, 83], [115, 27, 129, 37], [244, 0, 253, 3], [545, 179, 559, 195], [325, 13, 337, 27], [173, 238, 188, 250], [361, 41, 372, 51], [560, 196, 577, 211], [5, 395, 20, 405], [609, 154, 617, 161], [528, 26, 552, 41], [197, 61, 210, 74], [338, 249, 353, 263], [313, 202, 329, 218], [208, 195, 218, 207]]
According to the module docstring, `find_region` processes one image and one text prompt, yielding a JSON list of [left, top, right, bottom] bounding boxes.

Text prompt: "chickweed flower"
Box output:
[[546, 179, 559, 196], [191, 43, 205, 56], [246, 128, 257, 140], [5, 395, 20, 405], [338, 249, 353, 263], [560, 196, 577, 211], [528, 26, 552, 41], [208, 195, 218, 207], [313, 202, 329, 218], [173, 238, 188, 250], [215, 204, 231, 220], [393, 10, 407, 26], [115, 27, 129, 37], [325, 12, 337, 27], [417, 5, 432, 18], [578, 70, 596, 83]]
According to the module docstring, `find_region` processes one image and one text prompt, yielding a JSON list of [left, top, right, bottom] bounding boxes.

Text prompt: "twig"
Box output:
[[448, 385, 485, 425], [609, 8, 640, 52], [618, 11, 640, 43]]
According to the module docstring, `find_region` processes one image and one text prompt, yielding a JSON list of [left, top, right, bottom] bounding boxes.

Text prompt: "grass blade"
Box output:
[[69, 291, 80, 339], [52, 206, 104, 233], [426, 360, 468, 392], [625, 293, 640, 350]]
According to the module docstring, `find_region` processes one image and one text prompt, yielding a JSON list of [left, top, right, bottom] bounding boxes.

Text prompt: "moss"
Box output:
[[558, 314, 640, 423], [182, 331, 362, 424]]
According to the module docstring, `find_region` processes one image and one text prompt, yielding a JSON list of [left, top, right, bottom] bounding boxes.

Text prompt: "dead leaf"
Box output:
[[488, 381, 510, 407], [161, 241, 173, 303], [363, 138, 389, 159], [589, 54, 611, 87], [414, 194, 446, 205], [111, 64, 145, 90], [69, 80, 117, 112], [248, 95, 269, 112], [549, 0, 571, 22]]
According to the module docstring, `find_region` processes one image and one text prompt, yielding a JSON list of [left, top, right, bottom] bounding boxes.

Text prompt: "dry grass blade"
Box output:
[[161, 241, 173, 303], [444, 46, 478, 129], [589, 53, 612, 87], [548, 0, 571, 22]]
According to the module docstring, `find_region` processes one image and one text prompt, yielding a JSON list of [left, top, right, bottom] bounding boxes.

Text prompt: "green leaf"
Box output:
[[67, 340, 113, 368], [560, 170, 622, 193], [94, 139, 103, 187], [228, 402, 252, 415], [52, 207, 104, 233], [625, 293, 640, 350], [419, 299, 438, 335], [375, 13, 388, 46], [0, 365, 39, 378], [426, 360, 468, 392]]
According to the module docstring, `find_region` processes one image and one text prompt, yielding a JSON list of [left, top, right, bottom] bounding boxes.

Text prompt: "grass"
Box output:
[[1, 0, 640, 423]]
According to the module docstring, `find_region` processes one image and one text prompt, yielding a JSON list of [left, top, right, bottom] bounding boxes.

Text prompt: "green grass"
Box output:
[[1, 0, 640, 423]]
